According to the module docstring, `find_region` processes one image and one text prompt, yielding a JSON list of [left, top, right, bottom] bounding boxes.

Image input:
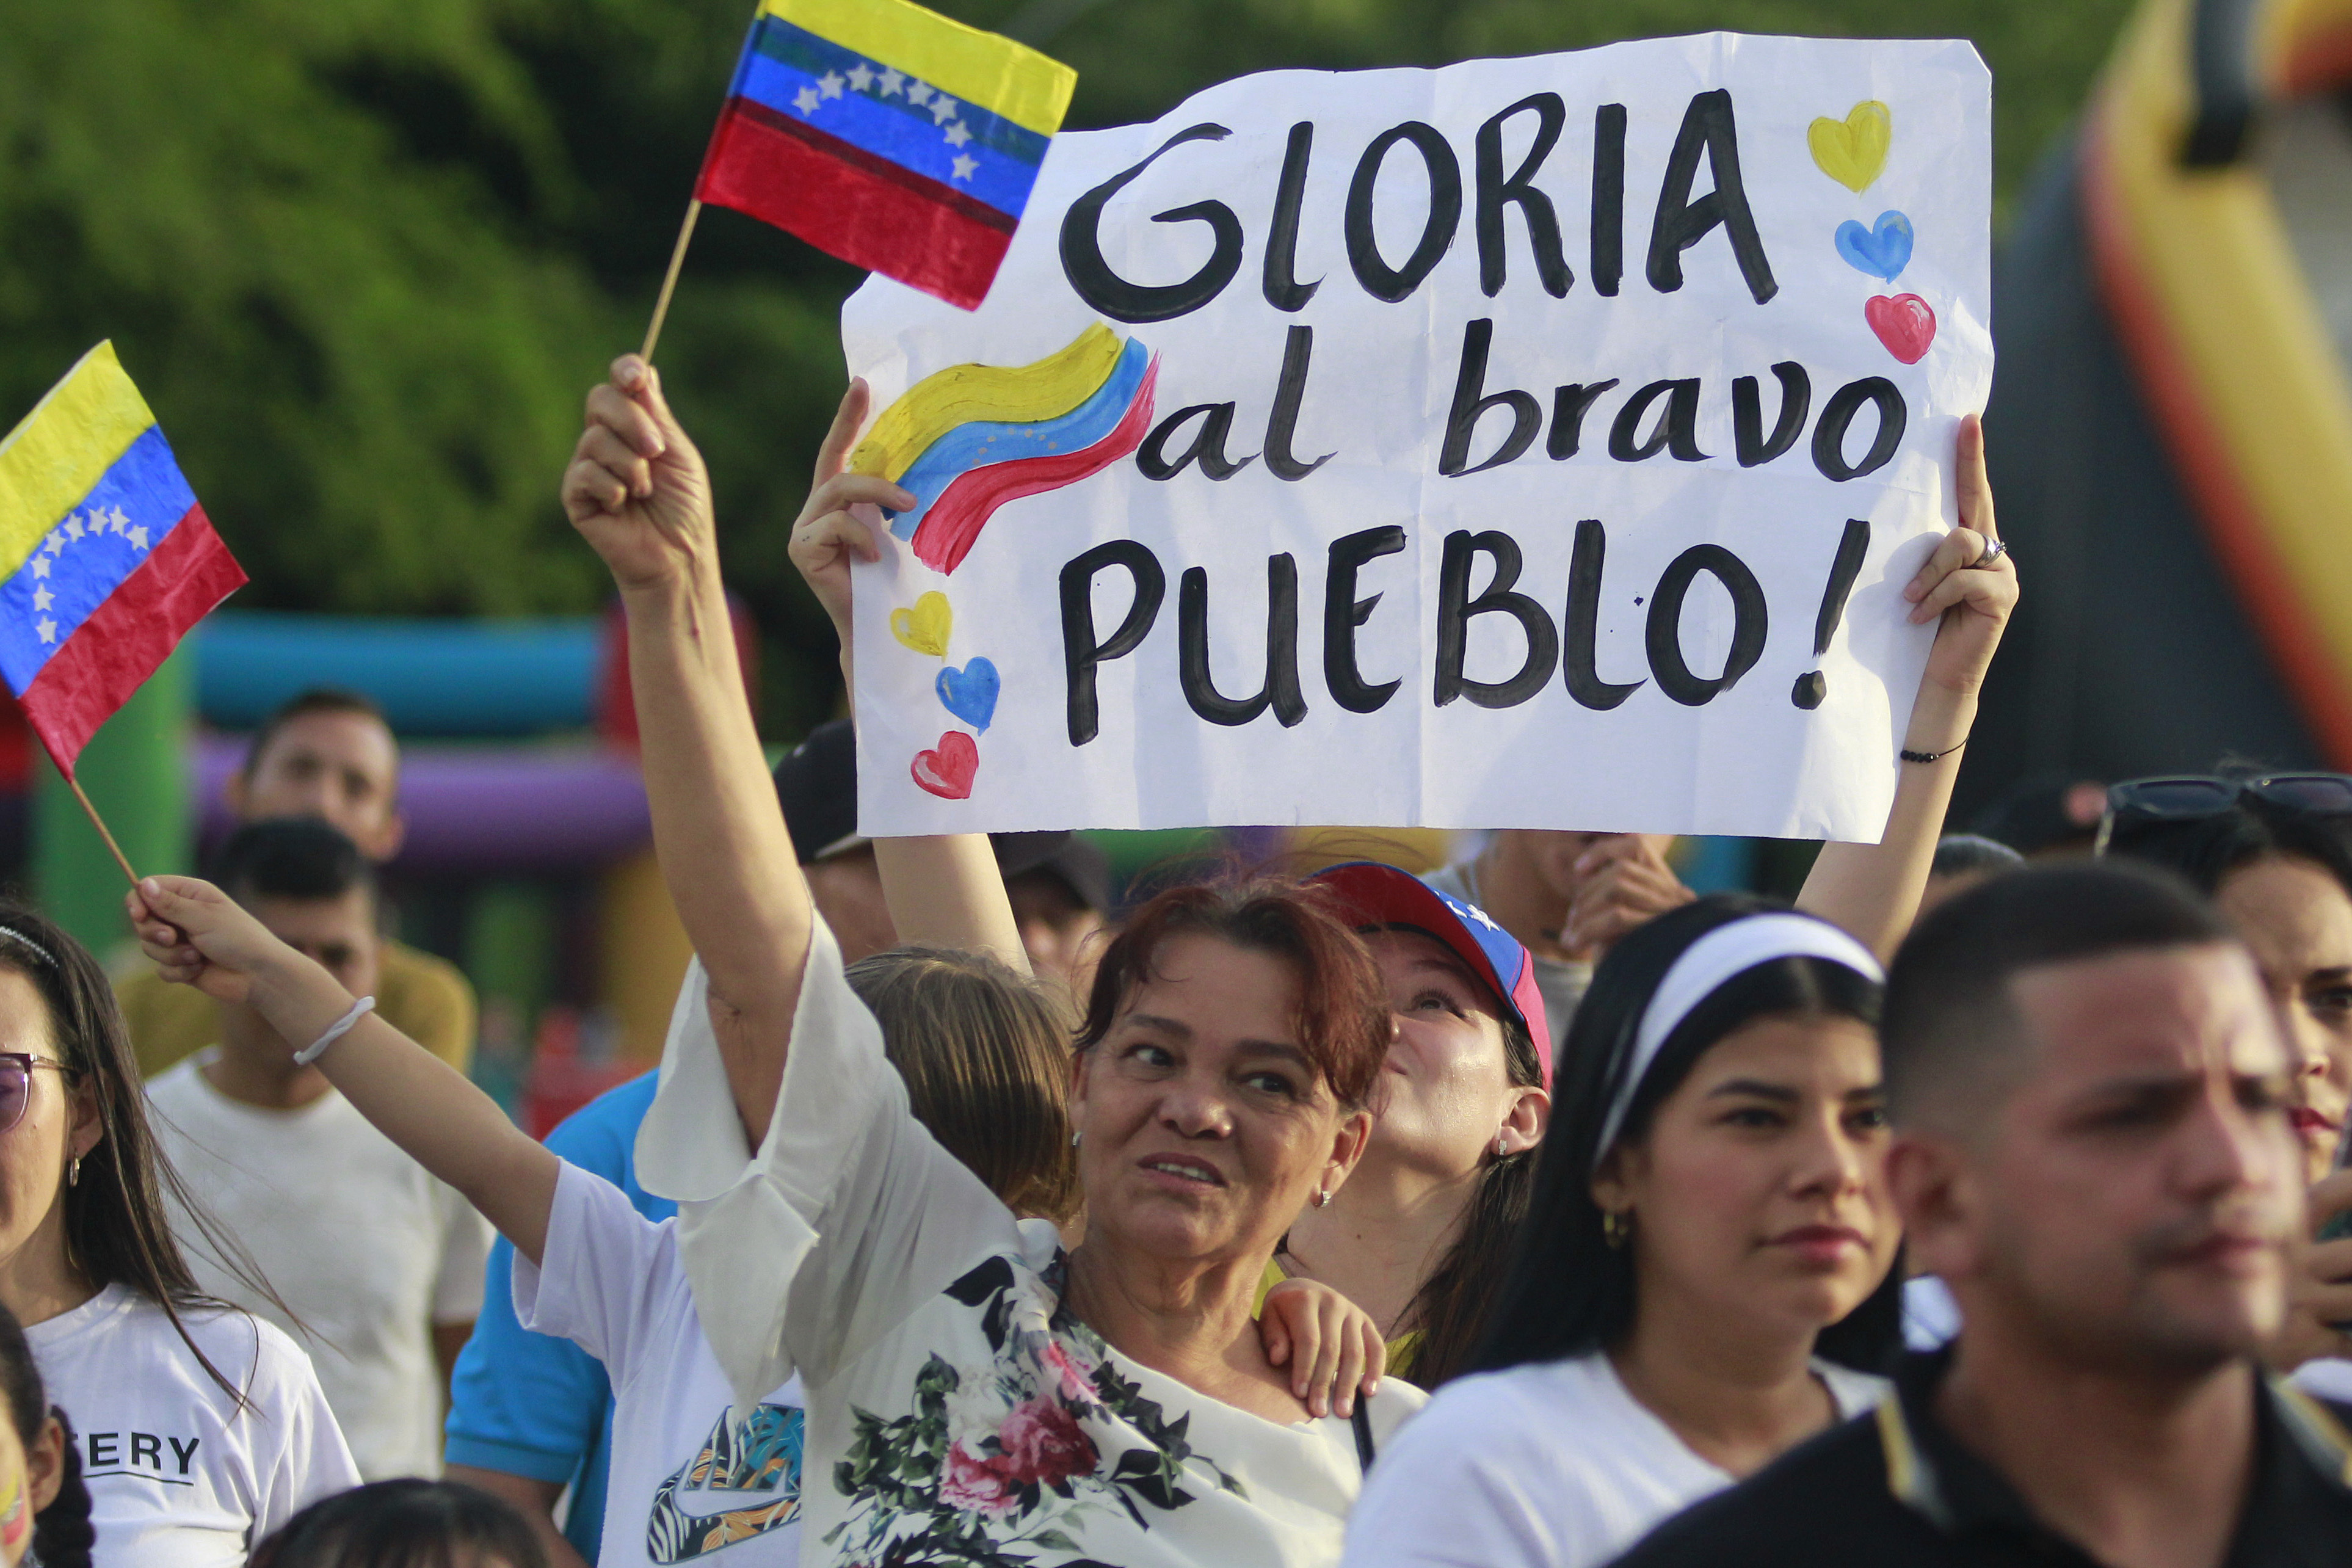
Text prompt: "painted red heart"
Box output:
[[1865, 293, 1936, 364], [911, 731, 979, 800]]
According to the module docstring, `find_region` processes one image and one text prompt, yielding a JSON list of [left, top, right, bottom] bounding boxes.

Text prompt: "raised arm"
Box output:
[[1796, 414, 2016, 959], [126, 877, 560, 1263], [789, 383, 1028, 973], [561, 357, 822, 1139]]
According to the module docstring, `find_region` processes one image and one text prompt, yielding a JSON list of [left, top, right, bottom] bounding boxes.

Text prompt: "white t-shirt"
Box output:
[[637, 925, 1428, 1568], [27, 1283, 359, 1567], [1340, 1350, 1886, 1568], [514, 1158, 806, 1566], [147, 1054, 493, 1479]]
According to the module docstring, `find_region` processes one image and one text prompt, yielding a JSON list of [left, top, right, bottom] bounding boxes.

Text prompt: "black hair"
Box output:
[[208, 817, 377, 907], [1472, 895, 1900, 1377], [0, 1300, 90, 1568], [1931, 833, 2025, 880], [249, 1479, 547, 1568], [0, 902, 281, 1405], [1884, 860, 2232, 1134], [240, 689, 391, 781], [2101, 773, 2352, 905]]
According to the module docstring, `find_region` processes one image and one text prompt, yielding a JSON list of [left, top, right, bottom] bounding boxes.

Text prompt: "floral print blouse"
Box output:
[[636, 920, 1428, 1568]]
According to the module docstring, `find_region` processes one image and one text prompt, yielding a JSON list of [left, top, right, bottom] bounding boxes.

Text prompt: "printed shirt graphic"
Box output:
[[635, 927, 1429, 1568], [514, 1161, 806, 1567]]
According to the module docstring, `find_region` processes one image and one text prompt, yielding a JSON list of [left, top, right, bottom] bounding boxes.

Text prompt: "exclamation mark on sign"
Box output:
[[1790, 520, 1871, 710]]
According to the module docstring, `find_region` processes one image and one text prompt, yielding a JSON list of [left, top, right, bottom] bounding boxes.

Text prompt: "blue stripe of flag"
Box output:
[[747, 17, 1049, 167], [888, 340, 1152, 539], [731, 34, 1045, 220], [0, 426, 194, 694]]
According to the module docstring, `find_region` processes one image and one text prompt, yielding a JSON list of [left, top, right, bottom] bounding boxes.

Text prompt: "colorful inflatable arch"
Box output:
[[1967, 0, 2352, 807]]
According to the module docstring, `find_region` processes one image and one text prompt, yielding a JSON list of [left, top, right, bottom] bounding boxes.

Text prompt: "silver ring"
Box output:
[[1970, 536, 2007, 569]]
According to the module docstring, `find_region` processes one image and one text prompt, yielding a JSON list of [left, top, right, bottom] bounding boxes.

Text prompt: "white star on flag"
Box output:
[[929, 95, 957, 125], [818, 71, 844, 98], [793, 84, 821, 114], [107, 506, 128, 534], [944, 120, 972, 148], [29, 557, 49, 581], [63, 515, 82, 542], [877, 67, 904, 96], [951, 153, 978, 181], [907, 81, 932, 106], [31, 587, 51, 612], [35, 619, 55, 646], [128, 525, 148, 550], [846, 62, 874, 93]]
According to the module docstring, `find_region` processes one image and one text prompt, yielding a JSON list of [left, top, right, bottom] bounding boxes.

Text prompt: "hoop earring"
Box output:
[[67, 1155, 79, 1189], [1314, 1188, 1332, 1209], [1602, 1208, 1629, 1249]]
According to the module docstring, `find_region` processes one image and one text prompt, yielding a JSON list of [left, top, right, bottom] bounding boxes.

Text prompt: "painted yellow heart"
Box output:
[[890, 591, 953, 658], [1808, 101, 1892, 194]]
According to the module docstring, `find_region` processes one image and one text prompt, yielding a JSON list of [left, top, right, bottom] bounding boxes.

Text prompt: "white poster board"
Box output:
[[844, 32, 1991, 839]]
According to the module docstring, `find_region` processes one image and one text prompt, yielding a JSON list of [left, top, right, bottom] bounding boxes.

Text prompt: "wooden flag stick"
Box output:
[[640, 199, 705, 363], [65, 774, 139, 890]]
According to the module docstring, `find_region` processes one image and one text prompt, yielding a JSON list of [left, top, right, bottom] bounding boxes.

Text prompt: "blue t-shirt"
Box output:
[[446, 1073, 672, 1563]]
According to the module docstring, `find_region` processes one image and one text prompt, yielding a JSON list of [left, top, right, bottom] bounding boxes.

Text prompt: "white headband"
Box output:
[[1592, 913, 1886, 1166]]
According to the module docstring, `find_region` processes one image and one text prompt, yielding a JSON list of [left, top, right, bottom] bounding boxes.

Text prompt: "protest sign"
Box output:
[[843, 32, 1992, 839]]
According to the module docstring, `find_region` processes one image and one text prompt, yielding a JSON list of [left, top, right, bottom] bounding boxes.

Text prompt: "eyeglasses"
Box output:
[[0, 1054, 76, 1136], [2095, 774, 2352, 855]]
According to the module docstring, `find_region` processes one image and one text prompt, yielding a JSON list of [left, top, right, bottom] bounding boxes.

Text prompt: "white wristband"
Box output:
[[292, 996, 376, 1067]]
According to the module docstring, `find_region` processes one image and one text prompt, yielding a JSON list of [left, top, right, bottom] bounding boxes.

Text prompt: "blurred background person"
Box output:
[[0, 1298, 91, 1568], [1915, 833, 2024, 920], [145, 818, 490, 1482], [115, 688, 476, 1080], [250, 1480, 547, 1568]]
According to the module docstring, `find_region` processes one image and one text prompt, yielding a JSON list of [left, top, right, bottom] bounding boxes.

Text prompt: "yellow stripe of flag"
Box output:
[[851, 324, 1123, 479], [0, 343, 156, 581], [763, 0, 1076, 137]]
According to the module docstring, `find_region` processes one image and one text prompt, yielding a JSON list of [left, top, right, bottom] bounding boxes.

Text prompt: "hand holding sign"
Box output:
[[788, 381, 911, 681]]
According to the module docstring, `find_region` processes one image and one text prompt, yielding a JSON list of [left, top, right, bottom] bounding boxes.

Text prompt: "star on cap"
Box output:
[[943, 120, 971, 148], [35, 619, 55, 646], [846, 62, 874, 93], [877, 67, 904, 96], [951, 153, 978, 181], [818, 71, 844, 99], [929, 95, 957, 125], [793, 84, 821, 114]]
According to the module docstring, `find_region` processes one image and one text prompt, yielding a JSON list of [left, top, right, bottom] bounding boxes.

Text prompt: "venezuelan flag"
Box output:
[[695, 0, 1076, 311], [854, 323, 1158, 572], [0, 344, 246, 775]]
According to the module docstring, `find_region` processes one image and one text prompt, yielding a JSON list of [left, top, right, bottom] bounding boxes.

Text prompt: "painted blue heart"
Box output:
[[1834, 211, 1914, 282], [936, 658, 1000, 732]]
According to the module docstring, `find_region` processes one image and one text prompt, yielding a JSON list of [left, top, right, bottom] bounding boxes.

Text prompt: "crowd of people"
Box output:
[[0, 348, 2338, 1568]]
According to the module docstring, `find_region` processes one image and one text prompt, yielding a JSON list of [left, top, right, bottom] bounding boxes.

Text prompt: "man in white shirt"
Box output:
[[146, 816, 492, 1481]]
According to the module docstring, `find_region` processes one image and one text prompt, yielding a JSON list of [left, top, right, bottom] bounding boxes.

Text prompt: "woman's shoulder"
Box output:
[[120, 1292, 322, 1403], [1377, 1354, 1619, 1462]]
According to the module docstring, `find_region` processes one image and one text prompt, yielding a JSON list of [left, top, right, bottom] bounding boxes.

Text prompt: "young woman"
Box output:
[[250, 1481, 546, 1568], [0, 904, 354, 1566], [1341, 899, 1902, 1568], [0, 1299, 90, 1567]]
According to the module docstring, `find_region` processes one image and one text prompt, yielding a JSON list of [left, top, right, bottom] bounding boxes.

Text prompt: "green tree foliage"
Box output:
[[0, 0, 2134, 735]]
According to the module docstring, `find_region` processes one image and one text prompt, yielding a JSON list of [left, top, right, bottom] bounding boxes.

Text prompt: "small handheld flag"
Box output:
[[0, 344, 246, 808], [654, 0, 1075, 342]]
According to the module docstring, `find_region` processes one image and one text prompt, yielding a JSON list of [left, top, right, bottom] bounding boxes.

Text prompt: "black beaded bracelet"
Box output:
[[1900, 740, 1967, 764]]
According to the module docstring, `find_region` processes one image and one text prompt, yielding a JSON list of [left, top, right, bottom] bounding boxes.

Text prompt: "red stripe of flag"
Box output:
[[697, 102, 1014, 311], [23, 505, 246, 777]]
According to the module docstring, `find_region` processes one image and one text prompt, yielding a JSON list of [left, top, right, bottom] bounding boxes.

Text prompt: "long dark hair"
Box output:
[[250, 1479, 547, 1568], [2102, 773, 2352, 902], [0, 902, 275, 1403], [1392, 1006, 1544, 1388], [1472, 895, 1902, 1376], [0, 1299, 91, 1568]]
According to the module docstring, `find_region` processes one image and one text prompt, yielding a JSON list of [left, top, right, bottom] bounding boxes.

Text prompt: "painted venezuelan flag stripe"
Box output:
[[697, 106, 1014, 309], [910, 358, 1159, 575], [854, 324, 1125, 479], [0, 343, 156, 583], [758, 0, 1074, 137], [0, 425, 203, 694], [888, 339, 1152, 540], [730, 38, 1042, 220]]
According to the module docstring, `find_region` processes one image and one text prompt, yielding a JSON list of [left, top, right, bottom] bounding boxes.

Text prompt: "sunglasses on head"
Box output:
[[2095, 773, 2352, 854], [0, 1053, 75, 1137]]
